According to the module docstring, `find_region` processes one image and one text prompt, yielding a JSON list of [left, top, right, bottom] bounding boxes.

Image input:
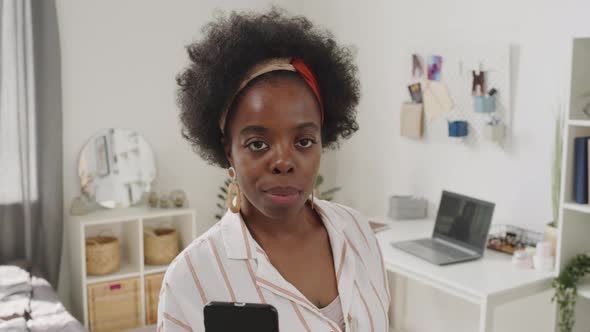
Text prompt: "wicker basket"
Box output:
[[87, 277, 141, 332], [144, 227, 179, 265], [145, 273, 165, 325], [86, 233, 120, 276]]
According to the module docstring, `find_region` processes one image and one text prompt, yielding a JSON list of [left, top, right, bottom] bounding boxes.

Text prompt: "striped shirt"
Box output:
[[157, 199, 390, 332]]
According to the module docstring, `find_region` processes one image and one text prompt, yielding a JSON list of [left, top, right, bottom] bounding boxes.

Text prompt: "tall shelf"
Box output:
[[68, 206, 197, 331], [555, 37, 590, 332]]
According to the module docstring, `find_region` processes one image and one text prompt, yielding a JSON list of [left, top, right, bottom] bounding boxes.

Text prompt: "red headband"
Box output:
[[290, 58, 325, 123]]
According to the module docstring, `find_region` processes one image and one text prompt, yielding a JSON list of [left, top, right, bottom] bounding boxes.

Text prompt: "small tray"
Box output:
[[486, 224, 543, 255]]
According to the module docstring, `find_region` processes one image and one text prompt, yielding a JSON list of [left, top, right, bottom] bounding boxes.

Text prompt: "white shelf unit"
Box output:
[[68, 206, 197, 331], [555, 37, 590, 331], [567, 119, 590, 128]]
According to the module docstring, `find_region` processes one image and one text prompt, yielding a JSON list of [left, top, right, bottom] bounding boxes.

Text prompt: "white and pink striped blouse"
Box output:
[[157, 199, 390, 332]]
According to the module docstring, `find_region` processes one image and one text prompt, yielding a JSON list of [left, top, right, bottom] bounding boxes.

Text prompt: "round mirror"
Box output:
[[78, 129, 156, 208]]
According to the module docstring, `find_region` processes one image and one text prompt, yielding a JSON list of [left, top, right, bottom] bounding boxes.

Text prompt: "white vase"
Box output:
[[543, 224, 558, 257]]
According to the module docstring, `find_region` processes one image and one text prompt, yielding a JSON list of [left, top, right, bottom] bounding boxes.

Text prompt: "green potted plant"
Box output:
[[314, 174, 341, 201], [552, 253, 590, 332]]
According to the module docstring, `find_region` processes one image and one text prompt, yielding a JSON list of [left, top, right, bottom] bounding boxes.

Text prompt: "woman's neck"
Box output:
[[240, 198, 318, 242]]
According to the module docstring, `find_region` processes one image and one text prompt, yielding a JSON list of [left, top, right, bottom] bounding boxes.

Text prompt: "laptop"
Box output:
[[392, 190, 495, 266]]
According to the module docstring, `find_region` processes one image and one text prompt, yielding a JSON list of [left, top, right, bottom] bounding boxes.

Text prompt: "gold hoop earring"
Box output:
[[227, 167, 241, 213], [310, 191, 315, 210]]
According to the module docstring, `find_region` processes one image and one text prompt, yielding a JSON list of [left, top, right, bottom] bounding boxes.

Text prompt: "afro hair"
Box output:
[[177, 7, 360, 168]]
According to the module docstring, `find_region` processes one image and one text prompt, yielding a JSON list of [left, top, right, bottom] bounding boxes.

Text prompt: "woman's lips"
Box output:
[[263, 187, 301, 205]]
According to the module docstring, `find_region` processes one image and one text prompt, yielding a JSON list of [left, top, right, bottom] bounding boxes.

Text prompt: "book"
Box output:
[[574, 136, 590, 203]]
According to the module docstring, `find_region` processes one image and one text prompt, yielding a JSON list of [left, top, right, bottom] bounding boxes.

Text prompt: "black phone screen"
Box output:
[[204, 302, 279, 332]]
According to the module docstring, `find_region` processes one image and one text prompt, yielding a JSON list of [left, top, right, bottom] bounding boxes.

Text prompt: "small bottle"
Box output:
[[159, 192, 171, 209], [171, 190, 187, 208], [148, 191, 159, 208]]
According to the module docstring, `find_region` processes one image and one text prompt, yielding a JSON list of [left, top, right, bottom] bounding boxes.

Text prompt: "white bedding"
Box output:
[[0, 266, 84, 332]]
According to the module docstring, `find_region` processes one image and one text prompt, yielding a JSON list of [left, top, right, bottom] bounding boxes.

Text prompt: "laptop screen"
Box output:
[[433, 191, 495, 253]]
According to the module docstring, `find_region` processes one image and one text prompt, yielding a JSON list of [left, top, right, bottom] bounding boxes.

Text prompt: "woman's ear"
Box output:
[[222, 136, 233, 167]]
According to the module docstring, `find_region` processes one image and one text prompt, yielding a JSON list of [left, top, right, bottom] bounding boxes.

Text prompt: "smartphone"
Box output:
[[204, 301, 279, 332]]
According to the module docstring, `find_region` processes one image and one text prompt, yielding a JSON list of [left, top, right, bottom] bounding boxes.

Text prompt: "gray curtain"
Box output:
[[0, 0, 63, 288]]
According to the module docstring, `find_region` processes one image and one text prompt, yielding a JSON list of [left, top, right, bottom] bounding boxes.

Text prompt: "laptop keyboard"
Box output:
[[414, 239, 473, 259]]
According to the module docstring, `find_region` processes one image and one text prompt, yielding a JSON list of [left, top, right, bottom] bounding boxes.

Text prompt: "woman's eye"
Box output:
[[296, 138, 316, 149], [247, 141, 269, 152]]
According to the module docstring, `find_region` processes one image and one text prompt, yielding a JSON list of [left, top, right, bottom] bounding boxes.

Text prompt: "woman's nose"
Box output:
[[270, 143, 295, 175]]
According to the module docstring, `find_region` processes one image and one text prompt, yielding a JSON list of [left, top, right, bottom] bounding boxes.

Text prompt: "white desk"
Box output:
[[376, 219, 555, 332]]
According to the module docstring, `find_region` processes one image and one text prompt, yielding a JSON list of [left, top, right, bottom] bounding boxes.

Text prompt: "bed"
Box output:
[[0, 265, 85, 332]]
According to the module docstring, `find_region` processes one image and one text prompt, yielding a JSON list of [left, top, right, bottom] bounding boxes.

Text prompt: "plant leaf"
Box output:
[[552, 252, 590, 331], [320, 187, 341, 196], [315, 174, 324, 187]]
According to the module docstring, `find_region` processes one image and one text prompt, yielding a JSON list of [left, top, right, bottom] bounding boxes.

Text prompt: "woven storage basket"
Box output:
[[144, 227, 179, 265], [87, 277, 141, 332], [145, 272, 165, 325], [86, 233, 120, 276]]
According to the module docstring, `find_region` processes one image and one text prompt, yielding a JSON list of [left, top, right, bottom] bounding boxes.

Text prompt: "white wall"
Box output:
[[303, 0, 590, 232], [301, 0, 590, 331]]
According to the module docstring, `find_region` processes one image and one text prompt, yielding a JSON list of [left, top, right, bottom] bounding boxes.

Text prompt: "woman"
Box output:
[[158, 8, 390, 332]]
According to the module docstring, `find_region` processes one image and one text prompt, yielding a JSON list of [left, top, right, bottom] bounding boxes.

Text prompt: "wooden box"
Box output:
[[145, 273, 165, 325], [87, 277, 141, 332]]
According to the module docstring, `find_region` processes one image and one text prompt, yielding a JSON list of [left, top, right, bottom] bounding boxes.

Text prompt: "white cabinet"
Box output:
[[68, 206, 197, 331]]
